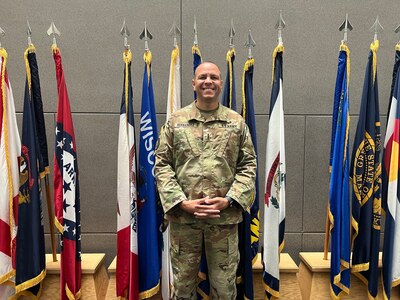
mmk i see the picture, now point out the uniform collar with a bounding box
[188,101,229,122]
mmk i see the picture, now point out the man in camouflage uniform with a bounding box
[155,62,256,299]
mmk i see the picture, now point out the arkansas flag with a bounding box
[0,47,20,298]
[52,45,82,300]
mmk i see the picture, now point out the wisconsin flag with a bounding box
[15,44,46,299]
[117,49,139,300]
[382,43,400,300]
[222,48,236,110]
[328,44,351,299]
[0,47,20,298]
[52,45,82,300]
[161,44,181,300]
[350,40,381,299]
[138,50,161,298]
[263,44,286,299]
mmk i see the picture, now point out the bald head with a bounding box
[194,61,222,79]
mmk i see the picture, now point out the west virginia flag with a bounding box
[53,45,82,300]
[15,44,46,299]
[382,43,400,300]
[263,44,286,299]
[0,47,20,298]
[138,50,161,298]
[116,49,139,300]
[350,40,381,299]
[328,44,351,299]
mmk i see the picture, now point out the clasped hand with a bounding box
[179,196,229,219]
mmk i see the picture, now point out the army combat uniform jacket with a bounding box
[155,102,257,224]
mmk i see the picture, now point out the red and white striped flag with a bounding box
[0,48,20,298]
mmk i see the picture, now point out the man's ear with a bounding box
[192,78,195,90]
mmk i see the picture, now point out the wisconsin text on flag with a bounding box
[263,44,286,299]
[382,43,400,300]
[116,49,139,300]
[0,47,20,298]
[350,40,381,299]
[137,50,161,299]
[53,45,82,300]
[328,43,351,299]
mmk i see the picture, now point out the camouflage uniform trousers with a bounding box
[170,221,239,300]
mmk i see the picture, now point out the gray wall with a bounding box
[1,0,397,266]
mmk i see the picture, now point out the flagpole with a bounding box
[45,175,57,261]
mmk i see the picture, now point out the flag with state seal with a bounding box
[15,43,46,299]
[382,43,400,300]
[0,47,20,298]
[116,48,139,300]
[328,43,351,299]
[263,44,286,299]
[52,45,82,300]
[350,40,381,299]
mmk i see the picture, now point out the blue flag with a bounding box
[138,50,162,298]
[192,45,202,100]
[222,48,236,110]
[15,44,46,298]
[382,44,400,300]
[236,57,258,299]
[350,40,381,299]
[329,44,351,298]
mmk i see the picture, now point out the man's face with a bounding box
[192,62,223,103]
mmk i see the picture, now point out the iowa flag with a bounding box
[222,48,236,110]
[382,44,400,300]
[138,50,161,298]
[328,44,351,299]
[53,45,82,300]
[350,40,381,299]
[15,44,46,299]
[263,44,286,299]
[161,44,181,300]
[116,49,139,300]
[0,47,20,298]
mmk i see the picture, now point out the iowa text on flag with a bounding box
[350,40,381,299]
[328,44,351,299]
[15,44,46,299]
[138,50,161,299]
[382,43,400,300]
[0,47,20,298]
[161,44,181,300]
[116,49,139,300]
[53,46,82,300]
[263,44,286,299]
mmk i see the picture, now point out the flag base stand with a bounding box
[105,253,301,299]
[297,252,396,299]
[41,253,108,299]
[253,253,301,299]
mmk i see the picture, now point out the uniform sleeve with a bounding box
[155,119,187,213]
[225,123,257,211]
